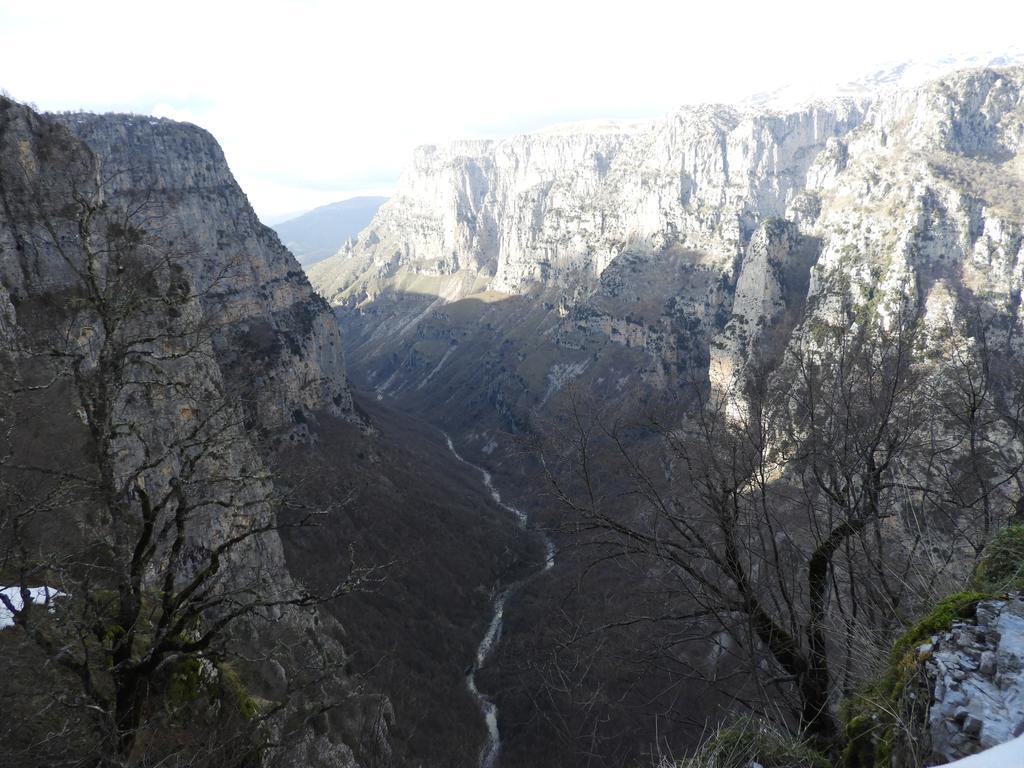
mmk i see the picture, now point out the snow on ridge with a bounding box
[746,48,1024,112]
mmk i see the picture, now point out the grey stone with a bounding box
[980,651,997,676]
[927,599,1024,762]
[964,716,984,738]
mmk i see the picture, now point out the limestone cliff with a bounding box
[795,66,1024,340]
[58,112,354,433]
[309,66,1024,445]
[0,99,370,767]
[309,104,866,302]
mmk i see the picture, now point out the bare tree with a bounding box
[536,305,1024,756]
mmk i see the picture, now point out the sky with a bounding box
[1,0,1022,223]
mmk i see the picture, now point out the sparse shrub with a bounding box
[670,717,829,768]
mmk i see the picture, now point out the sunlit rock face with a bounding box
[708,217,817,406]
[801,67,1024,323]
[310,67,1024,434]
[309,103,868,303]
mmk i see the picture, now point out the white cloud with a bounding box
[1,0,1022,220]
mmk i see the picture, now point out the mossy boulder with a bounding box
[974,524,1024,593]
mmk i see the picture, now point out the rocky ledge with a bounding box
[925,598,1024,762]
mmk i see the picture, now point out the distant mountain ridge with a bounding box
[274,196,387,266]
[745,47,1024,109]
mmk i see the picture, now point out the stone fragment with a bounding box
[964,716,983,738]
[979,651,997,676]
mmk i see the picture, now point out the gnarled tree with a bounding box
[537,303,1024,755]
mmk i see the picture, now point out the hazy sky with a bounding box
[1,0,1021,222]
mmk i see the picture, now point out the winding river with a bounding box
[443,433,555,768]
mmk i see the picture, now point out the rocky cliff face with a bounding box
[310,66,1024,438]
[793,66,1024,340]
[306,99,872,448]
[709,217,817,401]
[310,103,867,302]
[58,112,355,433]
[925,598,1024,762]
[0,99,369,767]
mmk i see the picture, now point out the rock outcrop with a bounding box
[309,104,867,303]
[796,67,1024,336]
[925,598,1024,762]
[709,217,817,401]
[0,98,370,766]
[59,112,355,433]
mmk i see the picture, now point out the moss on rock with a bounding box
[161,657,261,723]
[974,524,1024,593]
[840,591,989,767]
[217,661,261,721]
[165,658,207,713]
